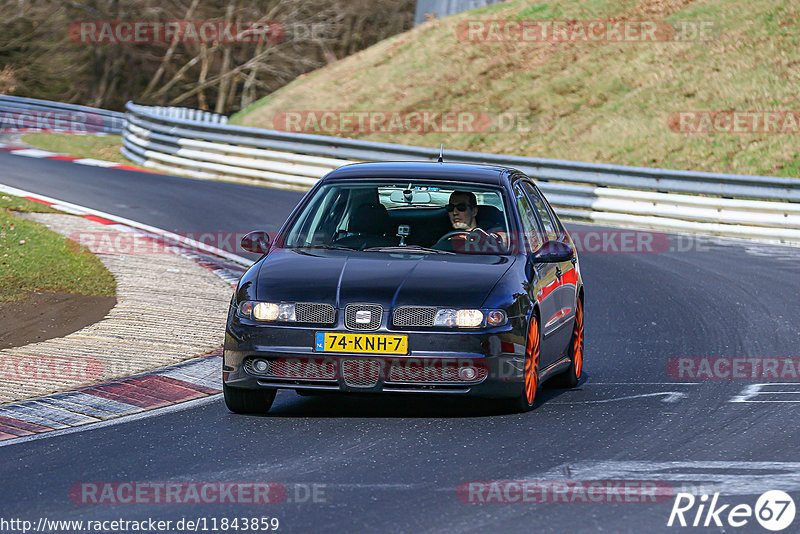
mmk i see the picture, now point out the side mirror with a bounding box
[241,231,271,254]
[531,240,574,264]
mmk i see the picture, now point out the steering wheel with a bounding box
[433,228,504,252]
[432,230,472,250]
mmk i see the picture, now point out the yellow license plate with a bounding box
[315,332,408,354]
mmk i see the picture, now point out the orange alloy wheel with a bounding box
[573,300,584,379]
[525,316,540,404]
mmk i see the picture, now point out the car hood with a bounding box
[254,249,516,309]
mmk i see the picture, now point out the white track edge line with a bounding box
[0,182,252,266]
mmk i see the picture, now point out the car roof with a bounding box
[321,161,520,186]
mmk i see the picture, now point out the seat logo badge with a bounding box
[355,310,372,324]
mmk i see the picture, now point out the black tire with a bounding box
[223,384,277,414]
[551,298,584,389]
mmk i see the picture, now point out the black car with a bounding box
[224,162,584,413]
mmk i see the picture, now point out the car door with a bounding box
[522,181,577,348]
[512,182,560,368]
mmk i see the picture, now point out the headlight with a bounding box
[456,309,484,327]
[237,301,296,322]
[434,309,458,327]
[433,309,506,328]
[486,310,507,327]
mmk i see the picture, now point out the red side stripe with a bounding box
[114,165,161,173]
[111,378,193,403]
[126,376,205,403]
[89,383,170,408]
[84,215,116,225]
[0,415,51,433]
[154,374,219,395]
[96,377,200,404]
[0,423,33,436]
[561,267,578,286]
[23,196,54,206]
[47,155,79,161]
[0,432,19,441]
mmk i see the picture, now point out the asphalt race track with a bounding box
[1,153,799,533]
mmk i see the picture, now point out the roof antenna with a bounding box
[438,144,444,163]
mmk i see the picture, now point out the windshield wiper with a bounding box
[299,244,356,251]
[362,245,455,255]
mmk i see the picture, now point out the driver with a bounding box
[444,191,507,250]
[447,191,479,231]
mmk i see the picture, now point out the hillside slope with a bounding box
[232,0,800,177]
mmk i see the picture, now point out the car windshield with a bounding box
[281,181,514,255]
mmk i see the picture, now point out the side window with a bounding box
[523,182,559,241]
[513,184,543,252]
[285,186,347,246]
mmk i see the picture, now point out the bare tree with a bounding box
[0,0,415,113]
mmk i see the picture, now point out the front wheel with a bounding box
[507,314,541,412]
[223,384,277,414]
[551,298,584,388]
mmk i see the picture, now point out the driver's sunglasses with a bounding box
[446,202,473,212]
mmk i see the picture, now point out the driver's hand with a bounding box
[468,228,490,239]
[467,228,503,250]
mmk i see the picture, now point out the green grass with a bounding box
[232,0,800,178]
[0,197,116,302]
[0,194,60,214]
[21,133,128,165]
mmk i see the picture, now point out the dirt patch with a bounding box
[0,292,116,349]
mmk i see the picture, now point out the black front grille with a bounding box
[244,358,337,381]
[393,306,437,327]
[341,359,381,387]
[387,363,488,384]
[295,302,335,324]
[344,303,382,331]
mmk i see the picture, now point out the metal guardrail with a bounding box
[5,95,796,243]
[2,96,797,244]
[142,106,228,124]
[414,0,505,26]
[122,102,800,244]
[0,95,125,134]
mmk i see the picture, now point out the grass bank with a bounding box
[21,133,127,165]
[233,0,800,178]
[0,195,116,302]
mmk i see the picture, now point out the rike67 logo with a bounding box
[668,490,796,531]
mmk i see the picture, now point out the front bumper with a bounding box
[223,314,526,399]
